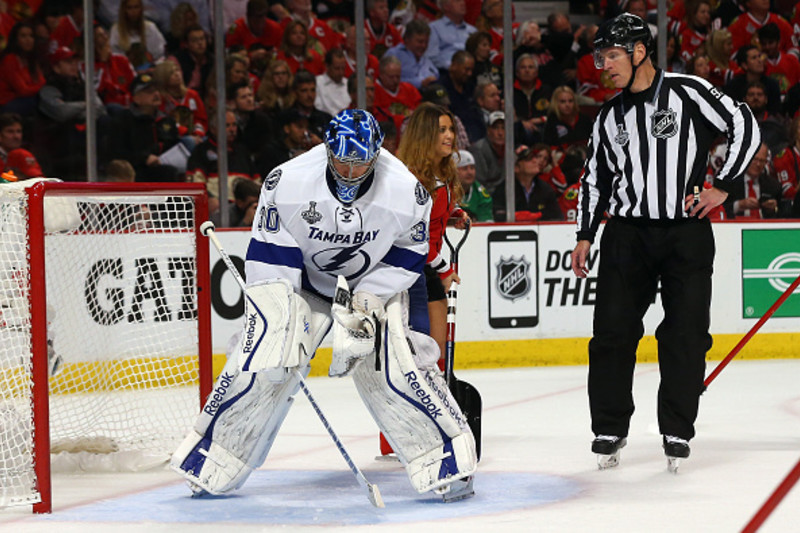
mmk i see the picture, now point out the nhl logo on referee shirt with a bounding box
[301,201,322,224]
[495,256,531,301]
[651,108,678,138]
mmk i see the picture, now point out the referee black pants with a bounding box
[588,217,714,441]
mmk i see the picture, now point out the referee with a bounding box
[570,14,760,470]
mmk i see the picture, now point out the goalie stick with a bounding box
[443,220,483,460]
[199,221,384,509]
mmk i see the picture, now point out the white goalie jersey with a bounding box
[245,144,432,300]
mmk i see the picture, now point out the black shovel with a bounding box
[444,220,483,460]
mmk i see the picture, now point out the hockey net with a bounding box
[0,180,211,513]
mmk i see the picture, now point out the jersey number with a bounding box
[259,206,280,233]
[411,221,427,243]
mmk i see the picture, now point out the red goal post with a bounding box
[0,180,212,513]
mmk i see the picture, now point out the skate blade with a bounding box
[597,452,621,470]
[441,476,475,503]
[374,453,400,463]
[189,482,209,498]
[667,457,681,473]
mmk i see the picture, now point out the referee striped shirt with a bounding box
[577,69,760,242]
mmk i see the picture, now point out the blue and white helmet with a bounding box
[324,109,384,188]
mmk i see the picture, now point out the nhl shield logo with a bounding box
[301,201,323,224]
[651,108,678,138]
[495,256,531,301]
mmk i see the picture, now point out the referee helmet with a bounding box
[593,13,653,69]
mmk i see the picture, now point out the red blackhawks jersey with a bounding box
[373,80,421,117]
[275,49,325,75]
[225,17,282,51]
[344,52,379,80]
[558,182,580,222]
[50,15,81,51]
[93,53,136,107]
[729,12,794,53]
[773,145,800,200]
[679,28,706,63]
[365,20,403,56]
[765,52,800,95]
[577,53,618,104]
[281,15,344,53]
[427,180,461,278]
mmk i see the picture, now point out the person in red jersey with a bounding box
[275,19,324,75]
[728,0,794,53]
[92,24,136,108]
[49,0,83,51]
[365,0,403,58]
[705,28,737,88]
[225,0,282,53]
[758,23,800,95]
[373,54,422,117]
[280,0,344,55]
[342,25,379,80]
[0,21,45,115]
[152,59,208,143]
[677,0,712,63]
[773,114,800,202]
[397,102,468,364]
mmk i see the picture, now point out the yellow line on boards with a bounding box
[6,332,788,394]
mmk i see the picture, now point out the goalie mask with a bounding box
[324,109,384,202]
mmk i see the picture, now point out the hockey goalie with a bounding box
[171,109,477,500]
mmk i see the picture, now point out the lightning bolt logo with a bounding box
[312,243,371,279]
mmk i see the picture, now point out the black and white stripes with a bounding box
[577,69,761,243]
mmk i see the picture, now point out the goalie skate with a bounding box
[592,435,626,470]
[437,475,475,503]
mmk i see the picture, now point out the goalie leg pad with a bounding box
[170,291,331,495]
[236,279,314,374]
[351,293,477,494]
[170,352,309,494]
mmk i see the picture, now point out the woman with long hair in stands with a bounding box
[110,0,166,66]
[275,20,324,75]
[257,59,296,114]
[0,21,46,115]
[543,85,592,152]
[152,59,207,148]
[705,28,736,88]
[397,102,468,363]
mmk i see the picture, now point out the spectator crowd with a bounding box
[1,0,800,222]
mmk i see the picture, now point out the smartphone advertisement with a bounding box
[487,230,539,328]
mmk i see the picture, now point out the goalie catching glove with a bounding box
[330,275,385,377]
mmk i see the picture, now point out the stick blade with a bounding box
[368,483,385,508]
[451,377,483,460]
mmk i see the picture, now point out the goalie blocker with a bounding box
[171,277,476,496]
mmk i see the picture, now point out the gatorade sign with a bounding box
[741,229,800,318]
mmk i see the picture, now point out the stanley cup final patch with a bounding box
[651,108,678,138]
[613,124,629,145]
[301,201,323,224]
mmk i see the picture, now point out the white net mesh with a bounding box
[0,182,206,509]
